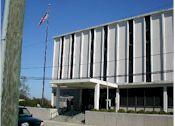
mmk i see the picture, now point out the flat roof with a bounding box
[50,78,118,88]
[53,8,173,39]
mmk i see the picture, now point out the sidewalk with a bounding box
[44,120,95,126]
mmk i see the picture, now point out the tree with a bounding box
[19,76,30,100]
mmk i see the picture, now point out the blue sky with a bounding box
[15,0,173,100]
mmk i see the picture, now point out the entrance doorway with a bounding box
[82,89,94,112]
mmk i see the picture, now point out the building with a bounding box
[50,8,173,112]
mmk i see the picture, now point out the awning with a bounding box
[50,78,118,89]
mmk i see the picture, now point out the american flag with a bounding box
[38,12,48,26]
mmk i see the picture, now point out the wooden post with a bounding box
[1,0,25,125]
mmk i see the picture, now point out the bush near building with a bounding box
[91,109,173,115]
[19,97,52,108]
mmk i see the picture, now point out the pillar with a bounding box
[51,88,56,107]
[94,83,100,110]
[163,86,168,112]
[115,88,120,112]
[56,86,60,109]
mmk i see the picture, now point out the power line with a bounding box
[21,69,173,81]
[21,51,174,70]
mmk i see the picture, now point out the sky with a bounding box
[2,0,173,100]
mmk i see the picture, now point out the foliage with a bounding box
[90,108,173,115]
[137,110,145,114]
[19,76,30,100]
[118,109,126,113]
[19,97,52,108]
[127,110,136,113]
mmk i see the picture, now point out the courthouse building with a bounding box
[50,8,173,112]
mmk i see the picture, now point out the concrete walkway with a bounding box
[44,120,95,126]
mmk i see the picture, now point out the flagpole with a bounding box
[41,4,51,106]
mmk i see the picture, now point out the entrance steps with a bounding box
[51,110,85,124]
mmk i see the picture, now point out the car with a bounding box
[18,106,45,126]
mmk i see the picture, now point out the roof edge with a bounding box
[53,8,173,40]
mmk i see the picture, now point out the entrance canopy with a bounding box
[50,78,118,89]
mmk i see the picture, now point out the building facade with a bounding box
[50,9,173,112]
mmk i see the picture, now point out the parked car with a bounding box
[18,106,44,126]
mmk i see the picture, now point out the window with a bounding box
[145,16,151,82]
[90,29,94,78]
[120,88,163,108]
[60,37,64,79]
[136,89,144,107]
[103,26,108,81]
[120,89,127,106]
[70,34,74,79]
[128,20,133,83]
[154,88,162,107]
[128,89,136,107]
[168,87,173,108]
[145,88,154,106]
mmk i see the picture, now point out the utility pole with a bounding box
[1,0,25,125]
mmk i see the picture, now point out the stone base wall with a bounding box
[26,107,58,120]
[85,111,173,126]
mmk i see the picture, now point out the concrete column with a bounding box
[106,86,109,110]
[163,86,168,112]
[51,88,56,107]
[56,86,60,109]
[94,83,100,110]
[115,88,120,112]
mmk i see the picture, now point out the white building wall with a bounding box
[117,21,128,83]
[133,18,145,82]
[52,39,60,80]
[73,33,81,79]
[87,31,92,78]
[151,14,164,81]
[57,38,63,79]
[100,28,104,81]
[93,27,103,79]
[163,11,173,81]
[67,36,72,79]
[53,9,173,85]
[107,24,117,83]
[80,30,90,78]
[62,35,71,79]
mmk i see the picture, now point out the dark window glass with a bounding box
[60,37,64,79]
[128,89,136,107]
[168,87,173,108]
[70,34,74,79]
[145,88,154,106]
[154,88,163,107]
[128,20,133,83]
[136,88,144,107]
[103,26,108,81]
[145,16,151,82]
[90,29,94,78]
[120,89,127,106]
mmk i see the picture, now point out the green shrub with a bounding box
[90,109,97,111]
[127,110,136,113]
[159,111,167,114]
[137,110,145,114]
[144,111,159,114]
[107,109,115,112]
[118,109,126,113]
[167,112,173,115]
